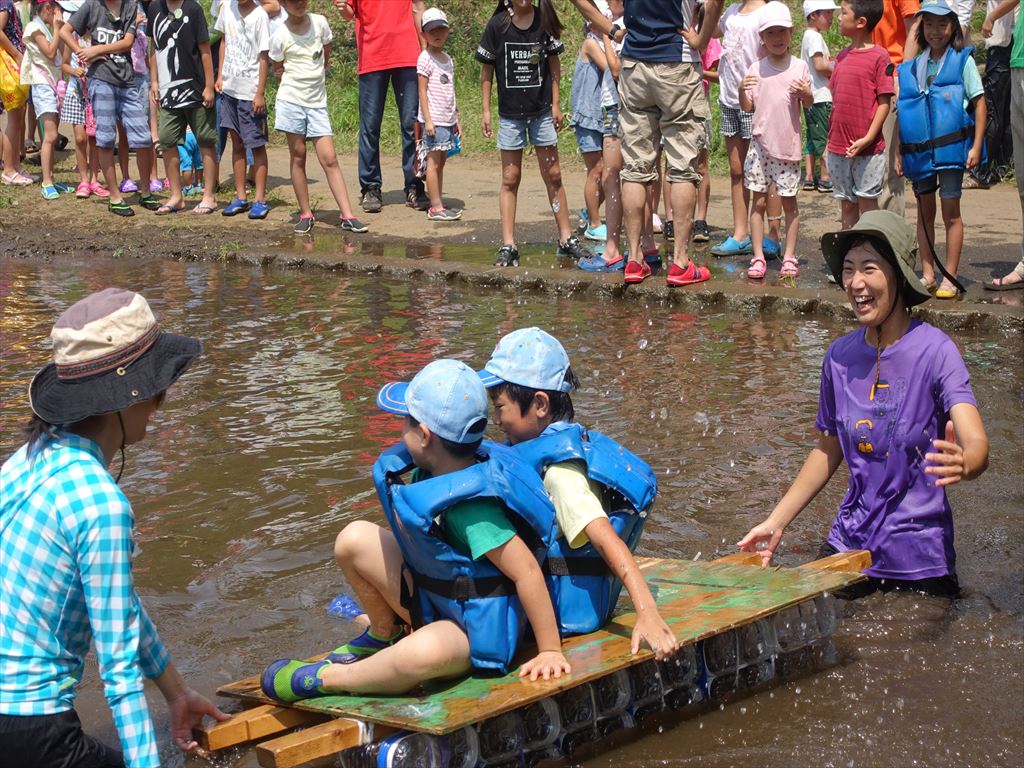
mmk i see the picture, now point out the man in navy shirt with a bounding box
[569,0,721,286]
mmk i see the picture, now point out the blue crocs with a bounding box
[327,628,403,664]
[578,254,625,272]
[248,200,270,219]
[222,198,251,217]
[261,659,332,702]
[710,235,753,257]
[762,237,781,259]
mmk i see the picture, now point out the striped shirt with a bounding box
[1,431,171,768]
[417,49,457,126]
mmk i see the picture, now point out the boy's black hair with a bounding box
[490,368,580,423]
[491,0,564,40]
[914,11,964,52]
[847,0,884,32]
[407,415,483,459]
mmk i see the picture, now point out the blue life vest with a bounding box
[373,441,557,673]
[514,422,658,635]
[897,48,978,182]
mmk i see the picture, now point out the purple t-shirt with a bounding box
[815,320,977,580]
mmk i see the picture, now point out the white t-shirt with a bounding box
[984,0,1016,48]
[800,28,831,103]
[718,3,767,110]
[268,12,332,108]
[951,0,974,33]
[20,17,60,86]
[215,1,270,101]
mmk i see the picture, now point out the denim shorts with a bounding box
[496,111,557,151]
[31,83,58,116]
[274,99,333,138]
[574,124,603,154]
[911,169,964,200]
[421,123,458,153]
[219,93,268,149]
[87,78,152,149]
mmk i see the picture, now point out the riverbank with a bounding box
[2,147,1021,334]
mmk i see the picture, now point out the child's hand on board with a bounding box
[632,611,679,661]
[519,650,571,681]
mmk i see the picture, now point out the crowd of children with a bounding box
[1,0,1021,291]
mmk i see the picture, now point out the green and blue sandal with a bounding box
[261,659,332,702]
[327,628,403,664]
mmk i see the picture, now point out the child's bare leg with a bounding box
[535,145,572,242]
[766,185,782,243]
[97,146,122,203]
[602,135,623,261]
[840,200,858,229]
[581,149,602,226]
[286,133,311,217]
[750,190,767,262]
[135,146,154,194]
[72,125,89,184]
[2,107,25,174]
[319,621,471,695]
[940,197,963,278]
[117,124,131,182]
[499,149,523,246]
[817,154,830,182]
[333,520,408,636]
[426,149,445,210]
[917,191,938,283]
[313,136,355,219]
[230,130,247,201]
[804,152,815,183]
[696,147,710,221]
[781,195,799,260]
[252,145,268,203]
[88,137,101,184]
[725,134,750,241]
[198,145,218,208]
[39,114,58,187]
[162,148,185,208]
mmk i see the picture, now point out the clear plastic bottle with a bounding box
[738,619,776,665]
[593,669,631,717]
[338,731,443,768]
[626,659,665,722]
[442,725,480,768]
[702,629,738,676]
[475,711,524,766]
[553,683,598,756]
[814,593,839,637]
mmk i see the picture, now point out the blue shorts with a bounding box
[911,169,964,200]
[574,124,603,154]
[422,123,458,153]
[496,111,557,151]
[274,99,332,138]
[220,92,268,149]
[87,78,152,149]
[30,83,58,116]
[177,131,203,173]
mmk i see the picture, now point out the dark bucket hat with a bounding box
[29,288,202,424]
[820,210,932,309]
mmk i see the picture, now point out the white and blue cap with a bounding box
[376,359,488,444]
[478,327,573,393]
[916,0,957,16]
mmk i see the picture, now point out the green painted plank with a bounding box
[219,558,864,735]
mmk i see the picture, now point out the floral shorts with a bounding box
[743,139,800,197]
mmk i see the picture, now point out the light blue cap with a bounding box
[916,0,957,16]
[376,359,489,444]
[478,327,573,393]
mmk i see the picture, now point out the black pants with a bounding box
[972,43,1014,184]
[817,542,961,599]
[0,710,124,768]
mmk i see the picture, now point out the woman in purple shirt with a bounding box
[739,211,989,597]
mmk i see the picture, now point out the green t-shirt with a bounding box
[410,468,517,561]
[1012,7,1024,69]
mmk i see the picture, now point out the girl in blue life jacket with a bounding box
[896,0,987,300]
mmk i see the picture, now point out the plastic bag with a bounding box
[0,50,28,112]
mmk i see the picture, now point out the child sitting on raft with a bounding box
[479,327,679,658]
[261,359,569,700]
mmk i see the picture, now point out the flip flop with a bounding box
[154,204,183,216]
[983,276,1024,291]
[192,203,217,215]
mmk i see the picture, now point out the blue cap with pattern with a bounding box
[377,359,489,444]
[478,327,573,393]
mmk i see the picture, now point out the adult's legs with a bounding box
[668,180,697,266]
[499,149,524,246]
[622,180,649,264]
[357,70,388,193]
[391,66,422,193]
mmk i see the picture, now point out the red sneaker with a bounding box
[667,261,711,286]
[624,260,652,284]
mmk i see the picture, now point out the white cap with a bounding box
[803,0,839,18]
[759,1,794,31]
[421,7,449,31]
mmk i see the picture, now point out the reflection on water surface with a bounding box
[1,258,1020,767]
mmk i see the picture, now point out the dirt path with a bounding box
[1,146,1021,326]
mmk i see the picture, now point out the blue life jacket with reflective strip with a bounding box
[513,422,657,635]
[373,441,557,673]
[897,48,978,181]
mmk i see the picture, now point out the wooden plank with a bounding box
[799,550,871,574]
[219,556,868,735]
[703,552,763,566]
[195,704,328,751]
[255,718,369,768]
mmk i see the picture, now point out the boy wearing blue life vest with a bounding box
[479,328,679,659]
[260,359,569,701]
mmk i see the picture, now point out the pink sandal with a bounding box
[780,257,800,277]
[747,256,767,279]
[75,181,92,198]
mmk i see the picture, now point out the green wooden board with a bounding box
[218,556,865,735]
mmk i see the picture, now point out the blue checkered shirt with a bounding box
[1,432,171,768]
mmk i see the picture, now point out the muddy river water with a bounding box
[1,256,1021,768]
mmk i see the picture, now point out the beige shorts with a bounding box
[617,59,709,185]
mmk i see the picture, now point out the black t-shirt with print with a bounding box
[475,11,564,119]
[68,0,139,87]
[148,0,209,109]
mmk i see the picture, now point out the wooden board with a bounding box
[218,553,867,736]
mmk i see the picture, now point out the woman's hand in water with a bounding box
[737,522,784,567]
[519,650,571,681]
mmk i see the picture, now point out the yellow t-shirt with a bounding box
[544,460,607,548]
